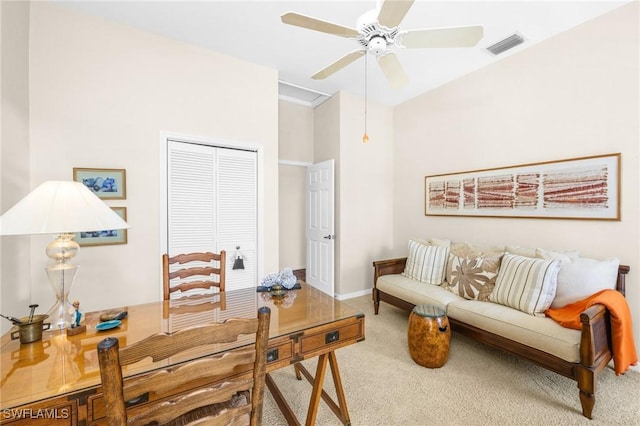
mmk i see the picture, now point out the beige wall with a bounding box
[278,100,314,270]
[0,0,31,335]
[18,2,279,313]
[314,92,395,296]
[278,100,314,163]
[394,3,639,355]
[278,164,306,270]
[337,91,394,296]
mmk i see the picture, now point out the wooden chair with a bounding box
[162,251,226,300]
[163,292,227,320]
[97,306,270,426]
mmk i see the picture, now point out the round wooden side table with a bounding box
[407,304,451,368]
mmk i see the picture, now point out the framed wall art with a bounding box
[75,207,128,246]
[73,168,126,199]
[425,153,620,220]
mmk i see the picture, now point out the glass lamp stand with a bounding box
[45,233,79,330]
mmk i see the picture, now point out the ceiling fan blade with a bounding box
[312,50,365,80]
[377,0,415,29]
[281,12,359,38]
[399,25,484,48]
[377,52,409,90]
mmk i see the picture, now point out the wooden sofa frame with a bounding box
[372,257,630,419]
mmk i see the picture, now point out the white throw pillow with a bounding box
[550,257,620,309]
[403,240,450,285]
[489,254,561,316]
[536,248,580,262]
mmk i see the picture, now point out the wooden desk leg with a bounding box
[267,353,351,426]
[328,351,350,424]
[298,352,351,426]
[305,353,329,426]
[294,362,302,380]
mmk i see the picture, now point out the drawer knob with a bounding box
[125,392,149,408]
[267,348,279,362]
[325,331,340,344]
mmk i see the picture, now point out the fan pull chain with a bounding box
[362,53,369,144]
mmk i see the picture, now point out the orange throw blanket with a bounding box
[545,289,638,375]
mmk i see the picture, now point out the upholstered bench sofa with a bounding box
[372,239,630,419]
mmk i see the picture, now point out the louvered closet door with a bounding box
[216,148,257,293]
[168,142,216,255]
[167,141,258,293]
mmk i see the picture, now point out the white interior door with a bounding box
[306,159,335,296]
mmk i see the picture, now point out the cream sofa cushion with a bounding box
[376,274,464,311]
[447,300,581,362]
[451,242,504,258]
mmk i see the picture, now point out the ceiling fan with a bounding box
[281,0,484,89]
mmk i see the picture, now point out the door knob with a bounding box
[323,235,335,240]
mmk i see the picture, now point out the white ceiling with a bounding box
[56,1,629,107]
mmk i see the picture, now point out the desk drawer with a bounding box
[265,336,294,370]
[300,317,364,357]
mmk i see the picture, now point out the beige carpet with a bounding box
[262,294,640,425]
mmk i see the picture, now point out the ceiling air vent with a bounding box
[485,33,525,55]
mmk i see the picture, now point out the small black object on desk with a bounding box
[256,282,302,293]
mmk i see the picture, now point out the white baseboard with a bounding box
[335,288,371,300]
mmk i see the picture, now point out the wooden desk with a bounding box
[0,284,365,425]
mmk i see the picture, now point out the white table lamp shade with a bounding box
[0,181,130,235]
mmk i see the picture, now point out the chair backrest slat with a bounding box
[162,251,226,300]
[119,318,258,364]
[128,380,253,426]
[97,307,270,426]
[123,349,256,401]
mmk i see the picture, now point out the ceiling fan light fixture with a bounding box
[368,36,388,55]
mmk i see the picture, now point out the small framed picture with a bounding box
[73,168,126,199]
[76,207,128,247]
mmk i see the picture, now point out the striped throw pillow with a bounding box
[489,254,560,316]
[403,240,450,285]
